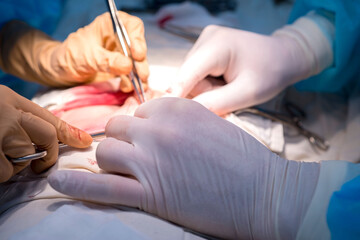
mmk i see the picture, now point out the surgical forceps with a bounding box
[234,102,330,151]
[106,0,146,103]
[9,132,106,163]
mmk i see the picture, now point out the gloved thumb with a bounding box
[166,49,222,98]
[192,80,259,115]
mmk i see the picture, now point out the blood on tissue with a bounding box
[158,14,173,28]
[87,158,97,166]
[51,91,131,116]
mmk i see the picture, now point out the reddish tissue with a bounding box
[51,91,131,116]
[44,80,135,134]
[158,15,173,28]
[40,80,160,135]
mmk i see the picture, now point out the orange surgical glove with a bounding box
[0,85,93,183]
[0,11,149,91]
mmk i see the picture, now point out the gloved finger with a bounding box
[0,153,14,182]
[135,59,149,83]
[119,75,133,93]
[0,134,30,182]
[118,12,147,61]
[188,76,225,98]
[133,97,195,120]
[167,49,223,98]
[0,107,36,179]
[90,72,116,83]
[2,133,34,177]
[1,112,35,161]
[119,79,149,96]
[192,76,258,115]
[134,97,179,119]
[105,115,144,143]
[13,91,92,148]
[19,111,59,173]
[119,59,149,93]
[48,170,145,208]
[94,47,133,76]
[96,138,137,176]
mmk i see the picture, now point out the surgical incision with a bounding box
[36,78,163,134]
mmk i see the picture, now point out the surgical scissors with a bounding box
[234,102,330,151]
[106,0,146,103]
[9,132,106,164]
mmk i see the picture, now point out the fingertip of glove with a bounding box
[112,55,133,75]
[80,131,93,148]
[131,44,147,62]
[48,171,66,191]
[59,121,93,148]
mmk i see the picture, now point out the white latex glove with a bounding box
[49,97,320,239]
[167,15,333,115]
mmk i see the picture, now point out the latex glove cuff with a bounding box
[272,11,334,77]
[296,160,360,240]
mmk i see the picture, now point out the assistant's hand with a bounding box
[168,17,333,115]
[0,12,149,91]
[0,85,92,183]
[49,97,319,239]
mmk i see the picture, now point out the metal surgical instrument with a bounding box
[10,151,48,164]
[234,102,330,151]
[106,0,146,103]
[9,132,106,164]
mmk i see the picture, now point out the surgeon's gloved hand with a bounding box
[167,14,334,115]
[49,97,320,239]
[0,11,149,92]
[0,85,92,183]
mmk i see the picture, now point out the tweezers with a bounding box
[106,0,146,103]
[9,132,106,164]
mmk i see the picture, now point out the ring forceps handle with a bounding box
[9,150,47,164]
[234,108,330,151]
[8,143,67,164]
[295,123,330,151]
[106,0,146,103]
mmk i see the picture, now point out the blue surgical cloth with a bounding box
[0,0,63,99]
[0,0,63,33]
[327,175,360,240]
[289,1,360,93]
